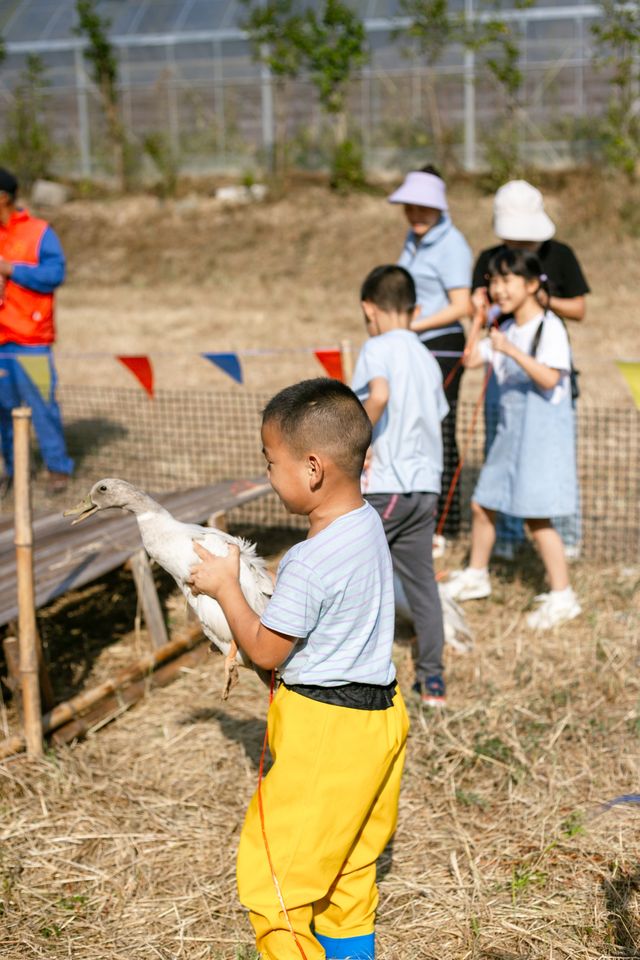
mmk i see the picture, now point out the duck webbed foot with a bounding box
[222,642,240,700]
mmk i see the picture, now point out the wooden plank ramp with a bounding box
[0,478,271,628]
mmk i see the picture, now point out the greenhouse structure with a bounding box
[0,0,611,178]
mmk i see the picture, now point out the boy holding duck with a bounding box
[188,377,409,960]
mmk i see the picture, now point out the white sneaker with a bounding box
[442,567,491,602]
[526,588,581,630]
[532,592,550,604]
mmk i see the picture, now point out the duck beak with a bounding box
[63,494,99,525]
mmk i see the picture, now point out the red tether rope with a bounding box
[436,311,497,537]
[257,671,309,960]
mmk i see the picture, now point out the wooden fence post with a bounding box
[13,407,43,757]
[127,549,170,650]
[340,339,354,385]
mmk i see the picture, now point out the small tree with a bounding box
[592,0,640,177]
[240,0,308,176]
[398,0,530,181]
[464,0,532,187]
[301,0,368,189]
[74,0,129,189]
[0,54,53,188]
[398,0,459,170]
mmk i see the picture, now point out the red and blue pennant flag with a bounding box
[202,352,243,384]
[117,356,154,397]
[314,349,344,381]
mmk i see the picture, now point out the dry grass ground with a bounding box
[1,176,639,959]
[49,174,640,402]
[1,539,639,960]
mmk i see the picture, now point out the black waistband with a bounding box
[282,679,397,710]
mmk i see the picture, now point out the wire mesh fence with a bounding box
[1,386,636,564]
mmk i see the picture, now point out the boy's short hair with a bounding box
[360,265,416,315]
[263,378,371,479]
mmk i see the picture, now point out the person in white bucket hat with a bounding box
[492,180,556,243]
[389,164,472,536]
[471,179,590,561]
[474,180,589,323]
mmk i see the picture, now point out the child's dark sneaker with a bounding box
[412,675,446,708]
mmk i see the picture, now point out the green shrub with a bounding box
[330,137,366,191]
[143,132,179,197]
[0,54,53,189]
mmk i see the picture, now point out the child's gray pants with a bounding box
[366,491,445,681]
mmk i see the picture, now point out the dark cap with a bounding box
[0,168,18,199]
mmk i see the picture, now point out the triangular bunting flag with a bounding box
[314,349,343,381]
[616,360,640,410]
[117,356,154,397]
[202,352,243,384]
[16,354,51,401]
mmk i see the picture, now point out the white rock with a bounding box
[215,183,268,204]
[31,179,68,207]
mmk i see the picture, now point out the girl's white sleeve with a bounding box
[537,316,571,372]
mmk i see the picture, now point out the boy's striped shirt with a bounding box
[261,502,396,686]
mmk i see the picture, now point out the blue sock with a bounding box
[315,931,374,959]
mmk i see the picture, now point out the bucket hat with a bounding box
[387,171,448,211]
[493,180,555,242]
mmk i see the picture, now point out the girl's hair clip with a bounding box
[539,273,548,281]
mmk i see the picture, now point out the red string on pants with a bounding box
[257,670,309,960]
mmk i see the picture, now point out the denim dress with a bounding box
[474,367,577,519]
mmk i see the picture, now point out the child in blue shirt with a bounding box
[188,378,409,960]
[352,265,449,706]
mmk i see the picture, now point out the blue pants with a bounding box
[0,343,74,477]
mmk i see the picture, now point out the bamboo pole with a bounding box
[50,643,209,746]
[13,407,43,757]
[0,624,204,760]
[340,338,354,385]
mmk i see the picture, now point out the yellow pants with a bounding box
[236,684,409,960]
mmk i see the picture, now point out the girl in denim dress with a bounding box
[443,249,581,631]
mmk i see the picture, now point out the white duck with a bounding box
[64,478,273,698]
[393,574,474,654]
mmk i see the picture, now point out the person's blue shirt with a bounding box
[11,225,66,294]
[353,328,449,495]
[397,213,472,343]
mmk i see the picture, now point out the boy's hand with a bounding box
[187,540,240,597]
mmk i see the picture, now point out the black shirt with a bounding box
[472,240,590,299]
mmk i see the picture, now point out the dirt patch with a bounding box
[46,175,639,402]
[1,177,639,958]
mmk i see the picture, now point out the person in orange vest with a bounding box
[0,167,74,497]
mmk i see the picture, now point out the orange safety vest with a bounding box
[0,209,56,345]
